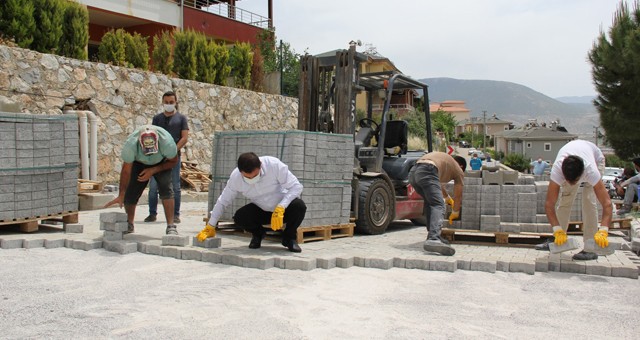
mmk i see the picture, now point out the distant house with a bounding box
[493,119,577,161]
[429,101,471,123]
[455,113,513,139]
[76,0,273,59]
[354,46,419,116]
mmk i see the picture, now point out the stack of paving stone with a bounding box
[0,112,79,221]
[100,212,137,254]
[447,170,602,234]
[208,130,353,227]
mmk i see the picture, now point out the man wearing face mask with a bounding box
[196,152,307,252]
[145,91,189,224]
[104,125,179,235]
[470,153,482,170]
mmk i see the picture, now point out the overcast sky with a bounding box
[238,0,624,98]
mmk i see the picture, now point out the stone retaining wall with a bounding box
[0,45,298,182]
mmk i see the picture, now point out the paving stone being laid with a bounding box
[1,239,25,249]
[103,240,137,255]
[23,238,44,249]
[162,235,190,247]
[44,239,66,248]
[192,237,221,248]
[64,223,83,233]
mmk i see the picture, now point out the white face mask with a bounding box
[243,173,261,185]
[163,104,176,113]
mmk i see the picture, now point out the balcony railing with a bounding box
[371,103,416,112]
[182,1,272,29]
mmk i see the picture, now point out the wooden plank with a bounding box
[441,228,549,247]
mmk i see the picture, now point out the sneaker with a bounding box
[166,225,178,235]
[144,214,157,222]
[174,216,181,224]
[617,205,631,215]
[535,237,555,251]
[572,250,598,261]
[123,222,134,234]
[437,235,450,245]
[423,238,456,256]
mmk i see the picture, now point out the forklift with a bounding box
[298,44,434,234]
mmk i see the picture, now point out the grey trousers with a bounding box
[409,163,445,240]
[623,182,638,206]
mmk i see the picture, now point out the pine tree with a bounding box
[32,0,65,54]
[4,0,36,48]
[589,1,640,158]
[59,1,89,59]
[173,30,197,80]
[152,30,174,75]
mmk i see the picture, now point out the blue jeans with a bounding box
[149,159,181,216]
[408,163,445,239]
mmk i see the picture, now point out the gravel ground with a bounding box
[0,247,638,339]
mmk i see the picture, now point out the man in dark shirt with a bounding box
[144,91,189,224]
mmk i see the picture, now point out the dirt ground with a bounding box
[0,247,638,339]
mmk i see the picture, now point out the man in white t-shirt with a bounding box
[536,140,612,260]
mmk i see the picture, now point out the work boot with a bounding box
[123,222,135,234]
[165,225,178,235]
[535,237,555,251]
[174,216,181,224]
[572,250,598,261]
[282,238,302,253]
[617,205,632,215]
[144,214,157,222]
[249,233,264,249]
[423,238,455,256]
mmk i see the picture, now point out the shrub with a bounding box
[503,152,530,172]
[59,1,88,59]
[152,30,173,75]
[124,31,149,69]
[229,42,253,89]
[3,0,36,48]
[98,29,126,66]
[250,46,264,92]
[173,29,197,80]
[32,0,65,54]
[195,34,216,83]
[212,42,231,85]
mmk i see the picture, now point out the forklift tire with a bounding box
[355,178,394,235]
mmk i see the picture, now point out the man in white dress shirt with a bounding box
[197,152,306,252]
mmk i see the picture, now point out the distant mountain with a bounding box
[555,96,595,104]
[420,77,599,135]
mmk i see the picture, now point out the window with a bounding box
[544,143,551,151]
[526,142,532,148]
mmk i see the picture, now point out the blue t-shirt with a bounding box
[470,157,482,170]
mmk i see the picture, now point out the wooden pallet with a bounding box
[567,217,632,232]
[0,211,78,233]
[181,161,211,192]
[441,228,550,248]
[217,222,355,244]
[78,179,104,193]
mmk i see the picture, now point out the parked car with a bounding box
[602,167,623,198]
[467,148,477,155]
[474,151,486,160]
[459,141,470,148]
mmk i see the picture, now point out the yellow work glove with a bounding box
[196,224,216,242]
[445,196,454,207]
[594,226,609,248]
[271,205,285,231]
[552,226,567,246]
[448,210,459,225]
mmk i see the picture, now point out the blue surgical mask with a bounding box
[243,173,261,185]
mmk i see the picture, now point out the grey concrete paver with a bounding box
[0,201,638,279]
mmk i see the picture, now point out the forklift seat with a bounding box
[384,120,408,155]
